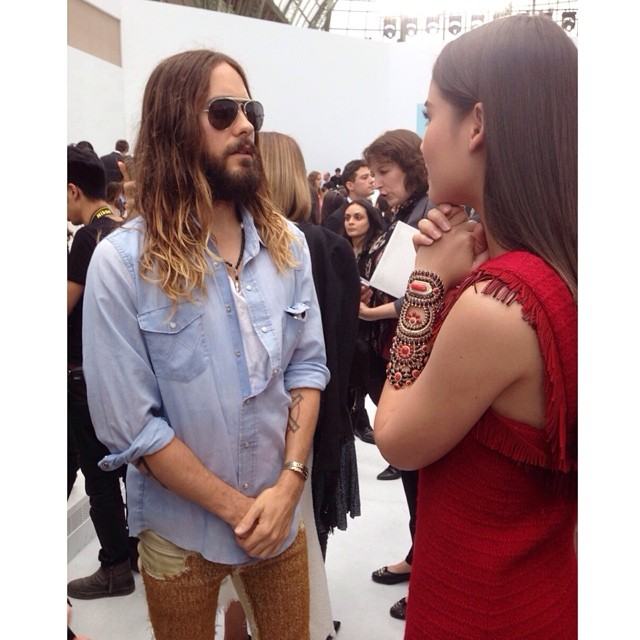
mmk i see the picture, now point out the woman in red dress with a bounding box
[374,14,577,639]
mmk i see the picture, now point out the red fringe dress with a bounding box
[405,251,577,640]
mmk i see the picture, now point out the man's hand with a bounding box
[233,473,302,559]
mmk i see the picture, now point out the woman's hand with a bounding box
[412,205,488,289]
[360,284,373,305]
[359,301,398,321]
[413,204,468,249]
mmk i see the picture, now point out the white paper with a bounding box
[369,221,416,298]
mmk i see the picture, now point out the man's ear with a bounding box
[469,102,485,152]
[345,180,355,193]
[68,183,80,201]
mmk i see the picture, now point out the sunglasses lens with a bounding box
[245,101,264,132]
[208,99,239,130]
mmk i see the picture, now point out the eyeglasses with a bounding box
[203,97,264,132]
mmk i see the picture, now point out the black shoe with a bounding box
[390,597,407,620]
[377,464,401,480]
[371,565,411,585]
[67,560,135,599]
[355,425,376,445]
[325,619,341,638]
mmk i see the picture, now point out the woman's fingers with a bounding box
[414,205,469,249]
[425,208,451,232]
[416,219,441,244]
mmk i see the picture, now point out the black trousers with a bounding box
[360,348,418,566]
[67,371,132,567]
[401,470,418,566]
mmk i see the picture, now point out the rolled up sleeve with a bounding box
[83,238,175,469]
[283,234,331,392]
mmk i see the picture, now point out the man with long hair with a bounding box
[82,49,329,640]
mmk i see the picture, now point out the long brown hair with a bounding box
[259,131,312,223]
[432,15,577,298]
[134,49,296,303]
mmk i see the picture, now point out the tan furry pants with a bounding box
[138,527,309,640]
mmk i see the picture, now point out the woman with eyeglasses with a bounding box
[374,15,577,638]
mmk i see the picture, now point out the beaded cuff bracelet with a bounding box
[386,270,445,389]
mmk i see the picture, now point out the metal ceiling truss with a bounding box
[153,0,338,30]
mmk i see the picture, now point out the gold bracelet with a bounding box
[282,460,309,481]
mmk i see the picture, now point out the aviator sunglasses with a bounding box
[203,97,264,132]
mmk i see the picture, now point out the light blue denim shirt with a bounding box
[82,209,330,565]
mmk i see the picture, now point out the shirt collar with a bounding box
[239,205,266,260]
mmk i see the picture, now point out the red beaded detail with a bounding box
[386,270,445,389]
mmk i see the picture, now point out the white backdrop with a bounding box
[68,47,126,156]
[69,0,443,171]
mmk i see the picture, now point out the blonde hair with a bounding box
[259,132,312,223]
[134,50,297,303]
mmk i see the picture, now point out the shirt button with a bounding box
[235,351,241,358]
[242,482,249,489]
[225,305,232,313]
[242,441,249,449]
[261,326,268,333]
[169,321,177,329]
[273,367,281,374]
[246,285,252,291]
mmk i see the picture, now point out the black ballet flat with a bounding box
[390,597,407,620]
[371,566,411,585]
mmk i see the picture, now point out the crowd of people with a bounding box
[67,13,577,640]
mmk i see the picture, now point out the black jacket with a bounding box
[298,222,361,530]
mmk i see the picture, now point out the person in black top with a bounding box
[67,145,136,602]
[327,167,342,189]
[323,159,376,234]
[99,139,129,184]
[339,198,387,446]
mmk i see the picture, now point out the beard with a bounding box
[203,140,261,204]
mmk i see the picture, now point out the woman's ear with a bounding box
[469,102,485,152]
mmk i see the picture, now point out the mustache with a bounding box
[225,139,257,158]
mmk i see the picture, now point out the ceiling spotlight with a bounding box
[402,16,418,38]
[448,15,462,36]
[405,18,418,36]
[470,14,484,29]
[383,16,397,39]
[426,15,440,34]
[561,11,576,32]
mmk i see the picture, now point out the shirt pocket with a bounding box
[282,302,309,364]
[137,304,208,382]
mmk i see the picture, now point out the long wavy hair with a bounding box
[134,49,296,303]
[432,15,577,299]
[259,131,312,223]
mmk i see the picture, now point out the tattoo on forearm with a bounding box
[287,393,303,433]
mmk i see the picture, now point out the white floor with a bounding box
[68,400,411,640]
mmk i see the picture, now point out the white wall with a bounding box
[85,0,122,19]
[67,47,125,157]
[69,0,443,172]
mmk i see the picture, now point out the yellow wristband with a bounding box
[283,460,309,481]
